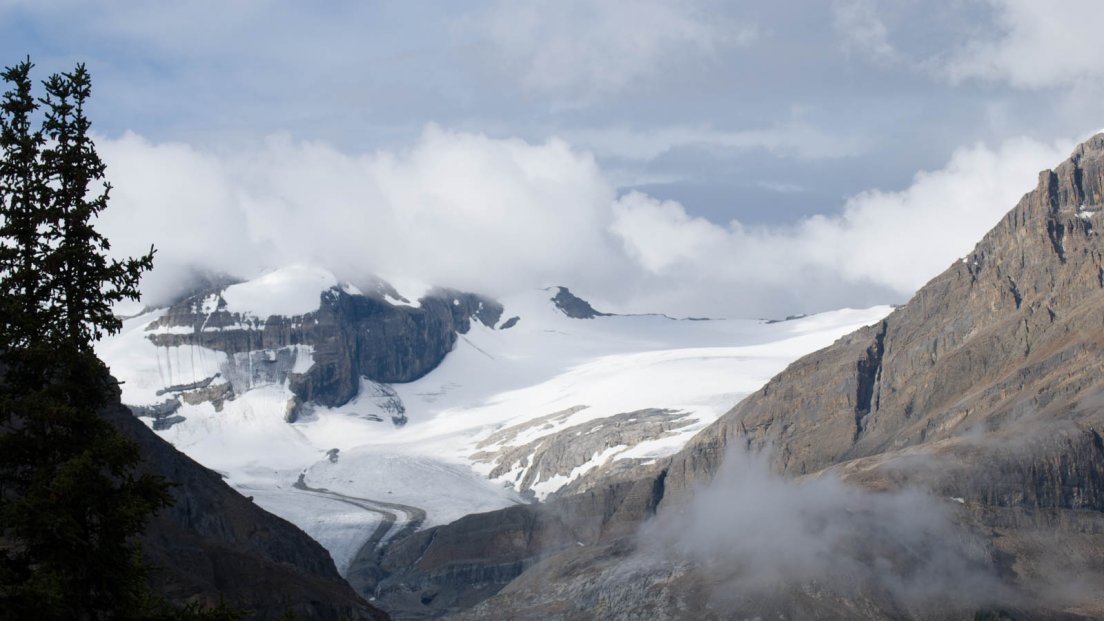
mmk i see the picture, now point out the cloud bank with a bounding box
[96,126,1073,318]
[608,136,1069,310]
[97,127,624,307]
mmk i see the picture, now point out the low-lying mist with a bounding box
[632,448,1011,616]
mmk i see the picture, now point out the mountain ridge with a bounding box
[374,132,1104,619]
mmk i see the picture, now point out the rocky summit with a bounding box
[366,135,1104,620]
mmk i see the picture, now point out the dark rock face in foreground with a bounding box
[146,285,503,409]
[371,135,1104,619]
[101,397,391,621]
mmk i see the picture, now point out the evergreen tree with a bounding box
[40,63,154,347]
[0,58,50,354]
[0,59,239,621]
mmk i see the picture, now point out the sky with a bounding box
[1,0,1102,317]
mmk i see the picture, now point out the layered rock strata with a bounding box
[143,285,502,414]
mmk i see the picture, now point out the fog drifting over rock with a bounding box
[634,448,1010,614]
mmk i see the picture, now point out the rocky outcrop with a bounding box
[471,408,694,498]
[145,285,503,411]
[128,399,186,430]
[549,287,609,319]
[179,380,233,410]
[372,134,1104,619]
[100,387,391,621]
[154,374,236,412]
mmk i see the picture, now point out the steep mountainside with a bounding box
[375,134,1104,620]
[662,133,1104,499]
[99,387,390,621]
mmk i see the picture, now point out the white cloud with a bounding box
[95,126,1076,318]
[610,192,727,273]
[942,0,1104,89]
[809,136,1070,289]
[607,135,1072,314]
[566,123,867,161]
[96,126,623,306]
[464,0,756,101]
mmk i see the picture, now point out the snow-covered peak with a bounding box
[374,274,431,308]
[221,265,338,318]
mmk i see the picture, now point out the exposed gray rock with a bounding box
[473,406,587,452]
[128,398,181,419]
[765,313,809,324]
[284,395,304,423]
[436,288,504,333]
[471,408,694,496]
[145,284,502,411]
[498,316,520,330]
[179,380,234,411]
[151,415,186,431]
[156,373,221,396]
[549,286,609,319]
[128,399,188,429]
[358,381,408,426]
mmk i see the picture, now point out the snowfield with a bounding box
[98,271,891,577]
[221,264,337,318]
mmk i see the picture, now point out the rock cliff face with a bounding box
[144,283,502,414]
[661,133,1104,501]
[100,389,391,621]
[371,134,1104,619]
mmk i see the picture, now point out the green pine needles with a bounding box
[0,59,238,620]
[0,58,155,352]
